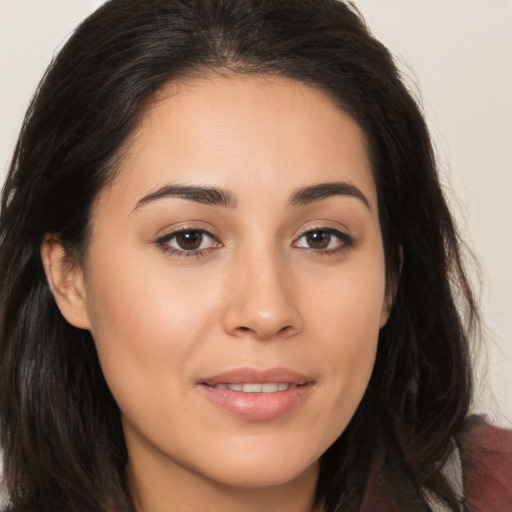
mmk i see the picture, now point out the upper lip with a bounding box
[199,367,313,386]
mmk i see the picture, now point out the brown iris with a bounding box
[175,230,204,250]
[305,231,331,250]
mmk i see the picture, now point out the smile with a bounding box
[198,367,314,421]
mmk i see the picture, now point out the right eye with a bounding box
[156,228,221,256]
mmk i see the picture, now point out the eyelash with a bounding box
[293,227,354,256]
[155,228,221,258]
[155,227,354,259]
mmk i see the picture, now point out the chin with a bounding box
[194,443,320,489]
[210,461,318,490]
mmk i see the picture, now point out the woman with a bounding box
[0,0,510,511]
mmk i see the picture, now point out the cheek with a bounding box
[320,299,379,390]
[86,244,220,340]
[309,252,386,345]
[307,257,385,416]
[82,250,223,411]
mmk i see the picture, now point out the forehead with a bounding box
[101,74,377,212]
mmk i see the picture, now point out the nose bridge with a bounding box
[222,241,302,340]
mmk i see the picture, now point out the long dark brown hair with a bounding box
[0,1,476,510]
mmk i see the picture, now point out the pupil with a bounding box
[177,231,202,250]
[306,231,330,249]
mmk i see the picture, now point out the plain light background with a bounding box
[1,0,511,430]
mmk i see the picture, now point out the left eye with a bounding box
[293,228,351,250]
[158,229,218,252]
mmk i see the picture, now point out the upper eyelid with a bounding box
[153,223,353,247]
[154,222,219,239]
[292,226,354,250]
[155,228,221,257]
[295,227,352,240]
[156,227,217,243]
[164,226,214,236]
[297,226,345,235]
[294,224,351,239]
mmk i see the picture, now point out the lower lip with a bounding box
[198,383,314,421]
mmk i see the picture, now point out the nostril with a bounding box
[233,324,294,338]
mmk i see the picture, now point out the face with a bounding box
[53,76,389,495]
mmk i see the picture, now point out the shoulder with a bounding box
[459,415,512,511]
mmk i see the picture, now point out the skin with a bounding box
[43,75,390,512]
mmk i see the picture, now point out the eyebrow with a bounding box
[134,185,238,210]
[134,180,370,212]
[288,182,370,210]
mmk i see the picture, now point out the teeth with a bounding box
[213,383,291,393]
[243,383,262,393]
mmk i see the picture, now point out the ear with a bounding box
[379,289,394,328]
[41,235,91,330]
[379,245,403,328]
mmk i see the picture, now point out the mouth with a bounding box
[197,367,315,421]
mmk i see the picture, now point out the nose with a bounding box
[222,249,303,340]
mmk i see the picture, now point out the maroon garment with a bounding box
[360,416,512,511]
[460,416,512,511]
